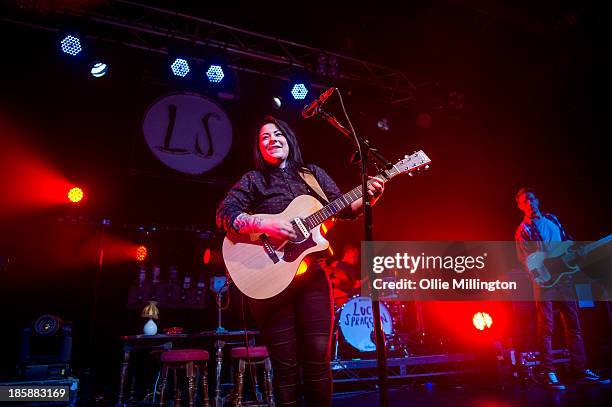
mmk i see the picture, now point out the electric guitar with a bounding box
[222,151,431,299]
[526,234,612,288]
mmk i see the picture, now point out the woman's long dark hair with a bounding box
[253,116,304,174]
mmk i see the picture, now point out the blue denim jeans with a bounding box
[536,300,587,373]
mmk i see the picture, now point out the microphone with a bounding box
[301,87,336,119]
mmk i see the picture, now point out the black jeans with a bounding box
[536,300,586,373]
[249,267,333,407]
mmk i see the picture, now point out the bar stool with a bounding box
[158,349,210,407]
[230,346,274,406]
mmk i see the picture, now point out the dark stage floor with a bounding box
[332,382,612,407]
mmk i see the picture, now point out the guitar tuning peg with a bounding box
[409,173,414,176]
[404,155,409,158]
[425,165,430,170]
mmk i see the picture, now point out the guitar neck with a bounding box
[581,234,612,256]
[303,166,400,230]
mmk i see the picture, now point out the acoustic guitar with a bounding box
[222,151,431,299]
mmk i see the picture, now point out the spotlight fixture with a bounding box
[90,61,108,78]
[170,58,190,77]
[34,315,67,337]
[472,311,493,331]
[272,97,282,109]
[135,245,148,262]
[205,65,225,83]
[290,83,308,100]
[377,118,390,132]
[60,34,82,56]
[67,187,83,203]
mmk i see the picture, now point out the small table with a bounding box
[117,329,259,407]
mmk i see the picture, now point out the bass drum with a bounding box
[337,295,393,353]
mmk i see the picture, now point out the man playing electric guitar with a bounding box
[514,187,609,389]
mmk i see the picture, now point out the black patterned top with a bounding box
[216,164,354,233]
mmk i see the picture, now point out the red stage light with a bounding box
[473,311,493,331]
[67,187,84,203]
[135,245,148,262]
[203,248,211,265]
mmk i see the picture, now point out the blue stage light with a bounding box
[60,35,82,56]
[171,58,190,77]
[90,62,108,78]
[206,65,225,83]
[291,83,308,100]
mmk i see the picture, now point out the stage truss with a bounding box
[3,0,444,109]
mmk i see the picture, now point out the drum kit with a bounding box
[325,264,423,360]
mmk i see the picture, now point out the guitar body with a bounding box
[526,240,579,288]
[221,150,432,299]
[222,195,329,299]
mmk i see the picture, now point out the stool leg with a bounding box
[158,364,170,407]
[200,362,210,407]
[174,368,182,407]
[264,358,275,407]
[252,363,262,402]
[235,359,246,407]
[187,362,196,407]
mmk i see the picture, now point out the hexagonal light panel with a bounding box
[60,35,82,56]
[170,58,190,77]
[290,83,308,100]
[206,65,225,83]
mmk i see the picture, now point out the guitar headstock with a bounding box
[391,150,431,177]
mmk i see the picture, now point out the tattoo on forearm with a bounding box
[233,213,264,233]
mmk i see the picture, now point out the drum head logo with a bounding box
[339,296,393,352]
[142,92,232,174]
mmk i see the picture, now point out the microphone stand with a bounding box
[315,106,391,407]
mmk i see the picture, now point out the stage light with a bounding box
[206,65,225,83]
[170,58,190,77]
[472,311,493,331]
[291,83,308,100]
[34,314,65,336]
[67,187,83,203]
[60,34,82,56]
[316,53,339,80]
[203,248,211,265]
[90,62,108,78]
[135,245,148,262]
[272,97,282,109]
[377,118,390,132]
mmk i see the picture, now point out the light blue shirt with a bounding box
[532,216,563,251]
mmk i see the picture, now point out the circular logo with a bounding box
[142,92,233,174]
[339,296,393,352]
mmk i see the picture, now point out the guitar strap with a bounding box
[298,168,329,204]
